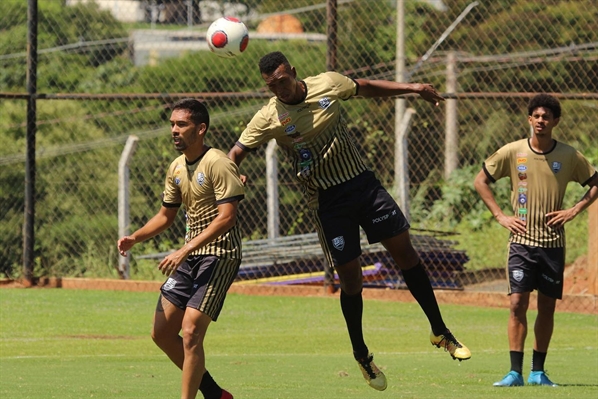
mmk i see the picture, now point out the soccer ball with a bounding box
[206,17,249,58]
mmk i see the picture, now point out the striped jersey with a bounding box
[237,71,368,208]
[483,138,596,247]
[162,147,245,258]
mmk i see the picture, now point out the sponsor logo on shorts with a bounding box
[163,278,176,291]
[541,274,560,284]
[372,210,397,224]
[512,270,524,282]
[332,236,345,251]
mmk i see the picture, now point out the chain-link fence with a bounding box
[1,1,597,307]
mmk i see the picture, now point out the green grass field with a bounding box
[1,289,596,399]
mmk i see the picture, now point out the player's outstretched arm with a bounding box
[117,206,178,256]
[474,169,526,235]
[355,79,444,106]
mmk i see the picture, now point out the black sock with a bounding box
[340,289,368,359]
[401,263,446,335]
[198,370,223,399]
[531,350,547,372]
[510,351,524,374]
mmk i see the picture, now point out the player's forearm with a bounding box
[180,212,237,254]
[130,213,174,243]
[355,79,423,98]
[474,173,506,219]
[570,184,598,217]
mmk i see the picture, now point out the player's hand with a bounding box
[240,174,247,185]
[158,248,188,276]
[117,236,136,257]
[496,214,526,235]
[417,84,445,106]
[546,209,576,228]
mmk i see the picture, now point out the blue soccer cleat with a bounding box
[527,371,558,387]
[493,371,524,387]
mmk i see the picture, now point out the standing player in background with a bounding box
[118,99,245,399]
[228,51,471,391]
[474,94,598,387]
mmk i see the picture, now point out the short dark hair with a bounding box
[528,94,561,119]
[258,51,290,74]
[171,98,210,130]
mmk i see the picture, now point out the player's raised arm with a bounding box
[355,79,444,106]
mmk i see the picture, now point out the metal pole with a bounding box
[445,51,458,179]
[118,135,139,279]
[265,140,279,241]
[23,0,38,286]
[324,0,338,292]
[396,108,416,220]
[326,0,337,71]
[394,0,406,202]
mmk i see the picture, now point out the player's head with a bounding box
[259,51,291,75]
[258,51,302,104]
[170,98,209,152]
[528,94,561,119]
[171,98,210,130]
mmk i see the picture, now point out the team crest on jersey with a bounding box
[332,236,345,251]
[518,193,527,204]
[196,172,205,186]
[319,97,331,110]
[512,270,524,282]
[551,161,562,173]
[163,278,176,291]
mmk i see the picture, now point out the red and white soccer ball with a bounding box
[206,17,249,58]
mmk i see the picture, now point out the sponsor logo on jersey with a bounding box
[332,236,345,251]
[284,124,296,134]
[197,172,205,186]
[517,165,527,172]
[551,161,562,173]
[319,97,331,110]
[518,181,528,186]
[518,187,527,193]
[296,104,310,112]
[278,112,289,120]
[517,157,527,164]
[280,117,292,126]
[518,172,527,180]
[518,193,527,204]
[512,270,524,282]
[516,152,527,157]
[518,208,527,214]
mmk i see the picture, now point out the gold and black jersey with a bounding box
[483,138,597,248]
[162,148,245,258]
[237,71,368,208]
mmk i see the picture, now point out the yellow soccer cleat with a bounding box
[355,353,388,391]
[430,330,471,361]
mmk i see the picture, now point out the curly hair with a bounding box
[258,51,291,75]
[528,94,561,119]
[171,98,210,130]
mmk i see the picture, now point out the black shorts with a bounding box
[160,255,240,321]
[314,171,410,267]
[507,243,565,299]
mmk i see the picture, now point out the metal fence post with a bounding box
[266,139,279,241]
[118,135,139,279]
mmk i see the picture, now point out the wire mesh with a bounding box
[1,0,596,311]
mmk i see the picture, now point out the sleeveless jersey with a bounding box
[237,71,369,207]
[483,138,596,247]
[162,147,245,258]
